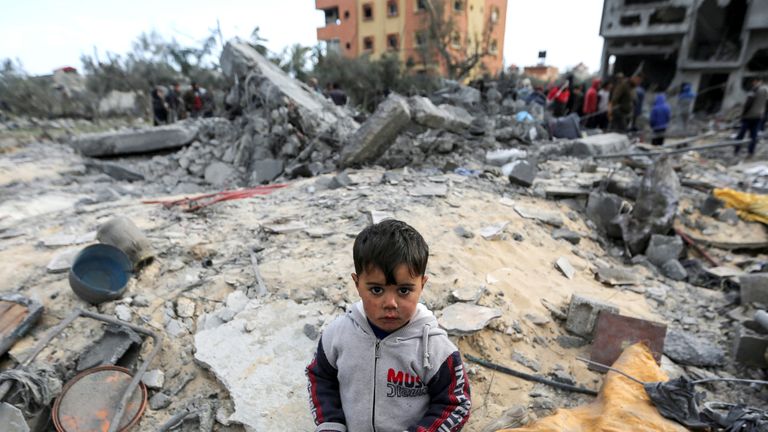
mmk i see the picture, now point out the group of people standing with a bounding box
[151,82,214,126]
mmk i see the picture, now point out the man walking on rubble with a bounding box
[183,82,205,118]
[165,82,184,122]
[734,76,768,158]
[327,82,348,106]
[610,74,633,133]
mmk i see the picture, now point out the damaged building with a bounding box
[599,0,768,113]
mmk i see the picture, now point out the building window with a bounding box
[416,0,427,11]
[415,31,426,46]
[454,0,464,12]
[490,39,498,55]
[387,33,399,50]
[451,32,461,48]
[344,10,350,19]
[363,36,374,51]
[387,0,398,17]
[490,6,500,23]
[346,42,351,50]
[363,3,373,20]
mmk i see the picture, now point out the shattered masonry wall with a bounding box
[599,0,768,113]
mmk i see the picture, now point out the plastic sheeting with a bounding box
[713,188,768,225]
[499,343,688,432]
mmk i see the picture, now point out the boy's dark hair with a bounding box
[353,220,428,285]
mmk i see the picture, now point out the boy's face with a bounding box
[352,264,428,333]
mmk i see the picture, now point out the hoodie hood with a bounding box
[349,301,447,370]
[654,94,667,106]
[591,78,601,89]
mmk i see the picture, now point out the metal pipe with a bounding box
[755,310,768,333]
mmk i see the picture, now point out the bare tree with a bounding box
[418,0,498,80]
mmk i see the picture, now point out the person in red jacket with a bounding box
[583,79,600,128]
[547,80,570,117]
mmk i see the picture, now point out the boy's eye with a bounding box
[398,287,412,295]
[369,286,384,295]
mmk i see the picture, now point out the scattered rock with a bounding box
[506,160,538,188]
[514,204,563,227]
[454,226,475,239]
[479,222,508,240]
[149,392,172,410]
[512,351,540,372]
[661,259,688,281]
[645,234,684,267]
[341,93,411,167]
[551,228,581,245]
[204,162,236,186]
[176,298,196,318]
[663,329,726,367]
[556,334,588,349]
[115,304,132,322]
[555,257,575,279]
[142,369,165,389]
[565,295,619,339]
[438,303,502,335]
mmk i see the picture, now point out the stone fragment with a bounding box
[732,322,768,368]
[571,133,630,156]
[263,221,308,234]
[195,300,335,431]
[565,295,619,339]
[700,195,724,217]
[512,351,540,372]
[586,191,625,238]
[645,234,684,267]
[204,162,236,186]
[46,248,80,273]
[166,319,187,338]
[717,208,740,225]
[115,305,132,322]
[71,124,198,157]
[85,160,145,182]
[661,259,688,281]
[506,160,537,187]
[438,303,502,335]
[368,210,394,225]
[595,266,639,286]
[77,325,142,371]
[176,298,196,318]
[149,392,172,410]
[410,183,448,197]
[525,313,550,326]
[341,93,411,167]
[556,334,588,349]
[551,229,581,245]
[486,148,527,166]
[664,329,725,367]
[555,257,575,280]
[142,369,165,389]
[408,96,472,133]
[0,402,29,432]
[479,222,508,240]
[303,323,319,340]
[514,204,563,227]
[328,171,352,189]
[451,286,484,302]
[454,226,475,239]
[740,273,768,305]
[250,159,284,184]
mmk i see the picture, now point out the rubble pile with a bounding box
[2,39,768,432]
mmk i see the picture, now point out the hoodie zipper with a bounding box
[372,339,380,431]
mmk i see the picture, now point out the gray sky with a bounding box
[0,0,605,76]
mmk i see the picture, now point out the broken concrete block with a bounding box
[71,124,198,157]
[0,402,29,432]
[142,369,165,389]
[220,41,357,137]
[571,133,630,157]
[664,329,725,367]
[438,303,502,335]
[586,191,625,238]
[46,248,80,273]
[555,257,576,279]
[732,322,768,368]
[84,160,145,182]
[204,162,236,186]
[485,148,527,166]
[408,96,471,133]
[195,299,335,430]
[514,204,563,227]
[149,392,172,411]
[76,324,142,371]
[176,298,196,318]
[551,229,581,245]
[740,273,768,305]
[328,171,352,189]
[661,259,687,281]
[250,159,284,184]
[565,295,619,339]
[595,266,639,286]
[506,160,537,187]
[114,304,132,322]
[645,234,684,267]
[341,93,411,167]
[479,222,508,240]
[700,195,724,217]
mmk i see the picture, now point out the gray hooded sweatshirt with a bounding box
[307,301,471,432]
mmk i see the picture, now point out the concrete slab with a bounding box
[438,303,501,335]
[71,124,198,157]
[194,299,335,431]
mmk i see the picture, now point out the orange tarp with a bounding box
[499,343,688,432]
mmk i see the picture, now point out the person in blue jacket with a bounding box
[650,94,671,146]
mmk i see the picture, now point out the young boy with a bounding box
[306,220,471,432]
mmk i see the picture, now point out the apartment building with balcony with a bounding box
[600,0,768,113]
[316,0,508,79]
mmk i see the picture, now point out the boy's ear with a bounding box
[421,275,429,288]
[351,273,359,286]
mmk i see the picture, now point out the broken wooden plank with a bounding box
[0,294,43,356]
